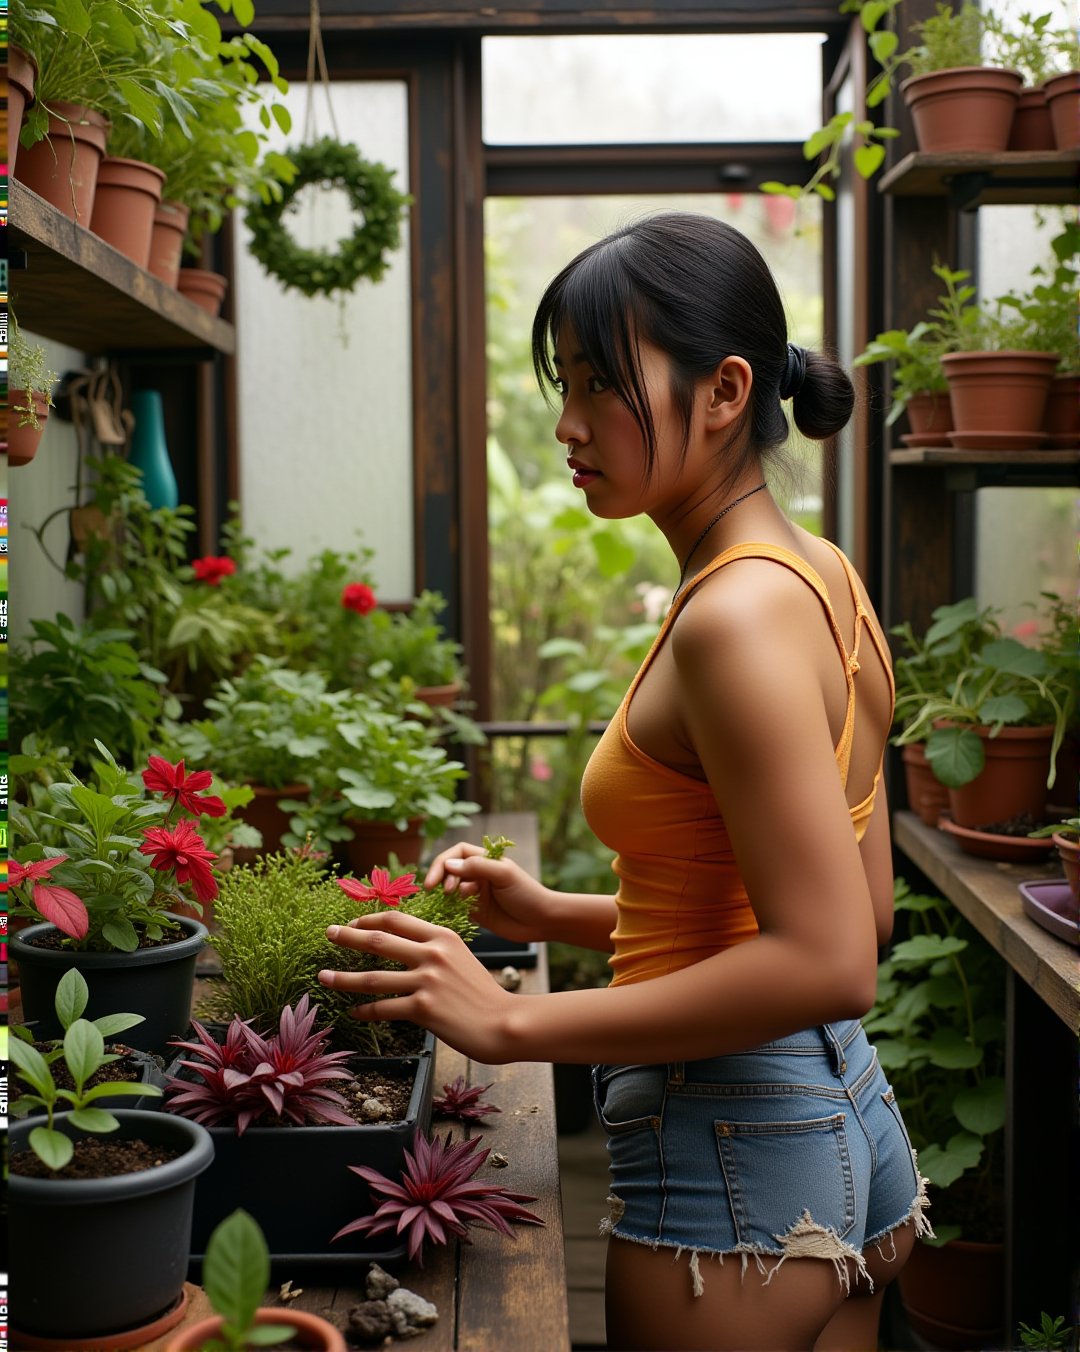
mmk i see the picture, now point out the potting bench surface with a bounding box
[165,811,572,1352]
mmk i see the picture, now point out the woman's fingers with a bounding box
[424,841,487,889]
[317,966,420,997]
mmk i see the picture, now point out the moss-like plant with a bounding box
[9,312,59,431]
[201,850,479,1052]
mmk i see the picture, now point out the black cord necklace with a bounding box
[672,481,768,603]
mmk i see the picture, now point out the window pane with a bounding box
[483,35,826,144]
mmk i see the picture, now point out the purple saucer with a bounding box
[1018,880,1079,946]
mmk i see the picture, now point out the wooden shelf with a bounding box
[878,148,1080,208]
[9,180,235,357]
[889,446,1079,465]
[893,811,1078,1033]
[887,445,1079,488]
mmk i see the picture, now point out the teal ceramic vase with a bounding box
[128,389,178,509]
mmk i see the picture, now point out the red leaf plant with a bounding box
[7,857,88,939]
[433,1076,501,1125]
[164,995,356,1136]
[332,1131,544,1264]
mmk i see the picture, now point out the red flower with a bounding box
[9,856,89,939]
[341,582,377,615]
[192,555,236,586]
[140,820,219,904]
[337,867,421,908]
[142,755,227,818]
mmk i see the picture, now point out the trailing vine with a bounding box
[244,137,411,298]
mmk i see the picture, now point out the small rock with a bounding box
[278,1278,303,1302]
[361,1097,391,1121]
[347,1299,394,1342]
[387,1286,439,1338]
[497,965,522,991]
[488,1151,510,1168]
[365,1263,400,1300]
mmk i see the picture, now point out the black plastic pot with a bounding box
[14,1044,167,1114]
[11,914,207,1055]
[467,927,540,969]
[9,1109,214,1341]
[170,1034,436,1269]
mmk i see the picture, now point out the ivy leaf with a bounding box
[953,1076,1006,1136]
[869,28,899,61]
[854,144,886,179]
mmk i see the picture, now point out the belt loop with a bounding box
[820,1024,846,1075]
[669,1062,686,1085]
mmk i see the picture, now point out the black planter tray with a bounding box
[163,1031,436,1270]
[467,927,540,969]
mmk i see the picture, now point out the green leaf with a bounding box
[245,1327,295,1346]
[854,144,886,179]
[82,1081,160,1102]
[927,1027,983,1069]
[889,934,967,964]
[92,1013,146,1039]
[53,0,91,37]
[102,917,140,952]
[10,1038,54,1097]
[55,968,90,1030]
[204,1209,271,1335]
[869,28,899,61]
[918,1132,983,1187]
[925,726,984,788]
[814,182,837,202]
[591,530,636,579]
[860,1,889,32]
[538,638,588,660]
[114,78,163,137]
[64,1021,106,1089]
[29,1127,75,1172]
[978,694,1030,725]
[67,1107,120,1132]
[953,1076,1005,1136]
[979,638,1047,679]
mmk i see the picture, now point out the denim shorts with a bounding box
[592,1021,930,1293]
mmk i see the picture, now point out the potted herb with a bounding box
[165,1209,347,1351]
[853,319,952,444]
[864,877,1006,1349]
[9,965,214,1345]
[8,310,59,467]
[991,10,1080,149]
[1029,816,1080,900]
[9,741,220,1052]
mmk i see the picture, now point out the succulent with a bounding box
[165,995,355,1136]
[333,1131,543,1263]
[432,1076,501,1125]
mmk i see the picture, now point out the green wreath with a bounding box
[245,137,411,299]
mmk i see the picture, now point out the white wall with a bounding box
[233,81,414,599]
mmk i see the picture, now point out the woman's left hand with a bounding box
[318,912,517,1064]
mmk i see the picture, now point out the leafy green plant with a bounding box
[9,311,60,430]
[351,590,467,691]
[890,596,1003,735]
[1028,815,1080,841]
[853,320,950,424]
[1017,1313,1075,1350]
[865,878,1005,1243]
[199,849,479,1052]
[997,223,1080,374]
[197,1209,292,1350]
[986,9,1079,85]
[9,970,162,1170]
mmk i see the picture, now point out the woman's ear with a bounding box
[703,355,753,432]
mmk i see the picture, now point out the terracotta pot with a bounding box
[1008,86,1055,150]
[89,156,166,268]
[415,681,463,708]
[941,723,1056,829]
[904,391,953,440]
[177,267,229,317]
[1053,832,1080,903]
[902,742,950,827]
[166,1306,348,1352]
[344,816,426,877]
[941,350,1058,439]
[898,1238,1005,1350]
[1044,69,1080,150]
[6,393,51,467]
[16,102,109,223]
[900,67,1022,154]
[235,782,309,859]
[7,45,37,174]
[149,200,191,288]
[1044,373,1079,447]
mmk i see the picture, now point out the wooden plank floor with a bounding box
[557,1119,610,1350]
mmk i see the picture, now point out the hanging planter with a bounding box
[244,137,411,299]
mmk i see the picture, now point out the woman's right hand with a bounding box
[424,842,554,942]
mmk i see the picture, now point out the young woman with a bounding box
[320,212,930,1351]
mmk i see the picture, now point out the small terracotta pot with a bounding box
[900,66,1022,154]
[149,200,191,288]
[7,45,37,174]
[898,1238,1005,1350]
[177,267,229,317]
[236,783,309,859]
[7,393,50,467]
[1008,87,1055,150]
[904,391,953,440]
[941,350,1058,438]
[1052,833,1080,904]
[902,742,950,827]
[166,1307,348,1352]
[16,102,109,223]
[1044,373,1079,447]
[415,681,463,708]
[941,723,1056,829]
[344,816,426,878]
[1044,69,1080,150]
[89,156,166,268]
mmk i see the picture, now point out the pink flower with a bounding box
[140,820,219,904]
[341,582,377,615]
[192,556,236,586]
[337,867,421,908]
[1012,618,1040,641]
[9,856,89,939]
[142,755,227,818]
[530,757,553,782]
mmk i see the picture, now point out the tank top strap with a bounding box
[819,538,896,702]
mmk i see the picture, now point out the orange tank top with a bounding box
[580,540,895,988]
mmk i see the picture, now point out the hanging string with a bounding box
[303,0,341,146]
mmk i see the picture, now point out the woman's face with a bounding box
[552,329,692,522]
